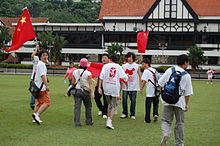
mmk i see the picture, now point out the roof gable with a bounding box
[143,0,198,21]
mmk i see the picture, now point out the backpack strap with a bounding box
[147,68,157,87]
[180,71,188,77]
[74,69,86,86]
[168,67,176,82]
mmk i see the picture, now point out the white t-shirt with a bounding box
[141,67,157,97]
[158,66,193,110]
[73,69,92,90]
[31,56,39,79]
[100,63,128,97]
[122,63,140,91]
[34,60,47,91]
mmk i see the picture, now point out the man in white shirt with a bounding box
[158,54,193,146]
[141,58,160,123]
[29,44,40,110]
[32,50,51,125]
[120,52,141,120]
[99,55,128,129]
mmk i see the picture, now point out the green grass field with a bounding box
[0,75,220,146]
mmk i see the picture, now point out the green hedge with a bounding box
[0,63,33,69]
[0,62,171,72]
[140,65,172,73]
[0,63,80,70]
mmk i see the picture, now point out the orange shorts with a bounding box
[36,91,51,107]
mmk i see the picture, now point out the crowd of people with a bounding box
[29,45,195,146]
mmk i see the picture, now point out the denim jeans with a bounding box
[29,95,35,107]
[122,91,137,116]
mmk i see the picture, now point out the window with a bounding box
[164,0,177,19]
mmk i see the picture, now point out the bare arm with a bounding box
[185,96,190,112]
[41,75,49,91]
[141,80,146,91]
[31,44,39,59]
[72,75,76,85]
[98,79,103,94]
[88,75,94,98]
[64,72,68,80]
[138,66,142,80]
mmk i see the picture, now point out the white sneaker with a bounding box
[102,115,107,119]
[32,113,41,125]
[106,119,114,129]
[32,119,43,123]
[98,111,102,116]
[130,116,136,120]
[120,114,127,119]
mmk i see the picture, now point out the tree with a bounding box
[187,46,207,72]
[37,32,68,65]
[105,43,124,64]
[0,26,11,62]
[0,26,11,49]
[53,34,68,65]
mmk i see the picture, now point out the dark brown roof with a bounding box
[0,17,49,35]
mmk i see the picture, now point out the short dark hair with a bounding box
[126,52,136,61]
[109,55,117,63]
[177,54,189,65]
[102,53,109,58]
[38,49,49,59]
[141,58,151,67]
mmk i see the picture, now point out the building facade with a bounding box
[1,0,220,68]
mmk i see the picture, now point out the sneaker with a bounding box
[120,114,127,119]
[32,119,43,123]
[106,119,114,129]
[160,136,169,146]
[102,115,107,119]
[98,111,102,116]
[32,113,41,125]
[153,115,158,122]
[130,116,136,120]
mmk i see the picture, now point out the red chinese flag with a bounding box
[3,8,36,53]
[87,62,104,78]
[137,31,149,53]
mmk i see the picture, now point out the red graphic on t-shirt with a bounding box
[109,67,116,77]
[125,68,135,75]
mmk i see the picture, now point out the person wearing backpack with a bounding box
[158,54,193,146]
[141,58,160,123]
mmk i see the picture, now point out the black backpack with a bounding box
[161,67,188,104]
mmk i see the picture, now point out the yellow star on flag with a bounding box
[20,17,26,24]
[17,28,21,31]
